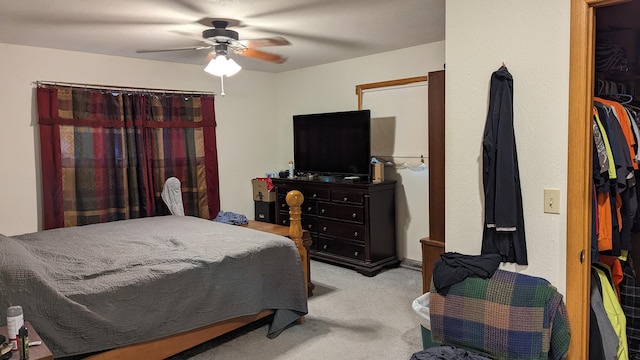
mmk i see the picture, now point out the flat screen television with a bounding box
[293,109,371,178]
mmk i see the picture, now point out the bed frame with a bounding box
[85,190,307,360]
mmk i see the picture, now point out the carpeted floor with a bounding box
[169,260,424,360]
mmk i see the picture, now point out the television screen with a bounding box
[293,109,371,178]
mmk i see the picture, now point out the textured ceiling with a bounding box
[0,0,445,73]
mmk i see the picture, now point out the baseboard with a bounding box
[399,259,422,272]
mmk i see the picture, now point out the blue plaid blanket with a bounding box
[429,269,570,360]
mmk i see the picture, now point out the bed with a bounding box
[0,191,308,359]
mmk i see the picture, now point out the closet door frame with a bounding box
[567,0,631,357]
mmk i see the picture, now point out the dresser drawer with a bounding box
[317,219,365,241]
[277,195,288,211]
[276,185,329,200]
[303,217,318,233]
[302,188,330,201]
[331,190,364,204]
[278,195,317,215]
[318,237,365,261]
[278,213,317,232]
[318,202,364,223]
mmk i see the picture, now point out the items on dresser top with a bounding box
[0,322,52,360]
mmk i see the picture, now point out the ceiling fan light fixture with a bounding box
[204,55,241,77]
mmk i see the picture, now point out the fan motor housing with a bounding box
[203,28,239,42]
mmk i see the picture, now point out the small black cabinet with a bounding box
[273,178,398,276]
[254,201,275,223]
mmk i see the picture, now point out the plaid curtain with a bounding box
[37,86,220,229]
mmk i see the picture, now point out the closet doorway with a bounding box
[567,0,639,357]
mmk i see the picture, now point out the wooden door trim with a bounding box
[567,0,628,357]
[355,76,428,111]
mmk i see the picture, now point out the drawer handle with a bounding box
[281,203,286,208]
[282,220,287,225]
[307,206,312,211]
[352,213,356,218]
[308,224,313,229]
[354,231,359,237]
[313,193,317,199]
[343,197,348,202]
[323,226,327,232]
[354,251,359,257]
[323,244,328,250]
[321,209,325,214]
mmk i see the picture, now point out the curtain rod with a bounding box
[34,81,216,96]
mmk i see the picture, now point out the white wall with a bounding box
[445,1,571,295]
[274,42,445,262]
[0,43,278,235]
[362,84,430,263]
[0,41,445,263]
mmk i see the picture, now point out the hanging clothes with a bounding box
[596,98,639,171]
[592,98,640,256]
[591,269,620,360]
[619,257,640,358]
[481,65,527,265]
[593,265,629,360]
[597,257,624,300]
[590,96,640,359]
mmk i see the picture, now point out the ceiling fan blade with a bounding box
[172,0,209,15]
[235,48,287,64]
[239,37,290,48]
[247,0,352,19]
[11,13,183,26]
[249,26,358,48]
[136,44,212,53]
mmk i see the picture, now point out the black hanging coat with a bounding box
[481,66,528,265]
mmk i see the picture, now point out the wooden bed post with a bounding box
[286,190,307,298]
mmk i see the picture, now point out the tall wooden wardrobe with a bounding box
[421,70,445,293]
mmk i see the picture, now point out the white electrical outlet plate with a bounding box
[544,189,561,214]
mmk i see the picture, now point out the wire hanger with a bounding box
[595,79,633,104]
[597,93,633,105]
[613,94,633,105]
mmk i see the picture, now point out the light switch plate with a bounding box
[544,189,561,214]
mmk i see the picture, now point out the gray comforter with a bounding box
[0,216,308,357]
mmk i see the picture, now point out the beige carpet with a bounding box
[171,260,424,360]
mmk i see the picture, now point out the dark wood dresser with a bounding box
[272,178,398,276]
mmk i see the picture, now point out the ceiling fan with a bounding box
[136,19,290,64]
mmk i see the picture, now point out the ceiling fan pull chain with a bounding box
[220,75,226,97]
